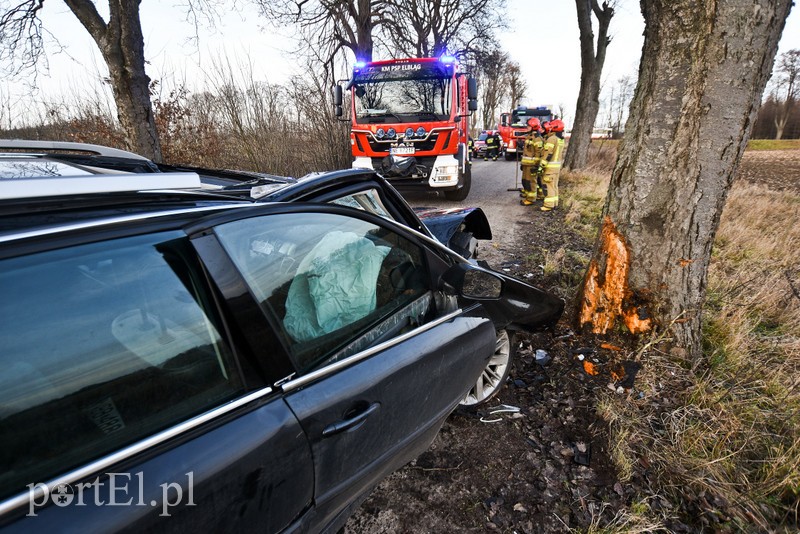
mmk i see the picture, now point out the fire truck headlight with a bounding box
[437,165,459,179]
[416,126,426,137]
[376,128,385,139]
[387,128,396,139]
[405,127,415,138]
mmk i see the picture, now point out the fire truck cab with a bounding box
[335,57,478,201]
[498,105,554,161]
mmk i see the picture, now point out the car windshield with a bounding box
[353,77,452,123]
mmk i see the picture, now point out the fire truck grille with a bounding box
[366,131,444,153]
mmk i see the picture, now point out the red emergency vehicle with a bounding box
[334,57,478,200]
[498,105,554,160]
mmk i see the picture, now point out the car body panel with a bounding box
[1,394,313,533]
[284,313,494,530]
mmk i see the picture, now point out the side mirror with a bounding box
[462,269,502,299]
[441,263,503,300]
[467,77,478,100]
[468,100,478,112]
[334,85,343,106]
[335,105,343,117]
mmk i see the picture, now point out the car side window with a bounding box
[214,212,432,373]
[329,188,393,220]
[0,232,244,502]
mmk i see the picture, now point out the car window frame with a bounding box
[187,202,459,382]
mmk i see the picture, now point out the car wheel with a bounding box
[444,164,471,201]
[460,329,515,407]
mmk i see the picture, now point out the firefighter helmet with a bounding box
[527,117,542,132]
[546,119,565,133]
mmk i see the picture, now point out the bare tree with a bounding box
[0,0,163,160]
[475,48,507,130]
[257,0,394,70]
[383,0,506,59]
[578,0,793,359]
[602,74,634,136]
[563,0,614,171]
[770,48,799,140]
[0,0,222,162]
[505,61,527,111]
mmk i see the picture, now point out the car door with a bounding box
[209,206,497,532]
[0,231,313,533]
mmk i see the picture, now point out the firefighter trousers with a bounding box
[541,165,560,209]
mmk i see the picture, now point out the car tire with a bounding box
[444,164,471,201]
[460,329,515,407]
[505,151,515,161]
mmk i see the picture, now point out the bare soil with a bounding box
[344,149,800,533]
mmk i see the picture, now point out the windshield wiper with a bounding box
[363,111,403,122]
[412,111,443,119]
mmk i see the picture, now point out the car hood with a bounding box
[415,206,492,242]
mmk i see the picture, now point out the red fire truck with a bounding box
[334,56,478,200]
[497,105,554,160]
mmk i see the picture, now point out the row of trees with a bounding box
[2,0,795,364]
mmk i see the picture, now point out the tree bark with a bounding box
[578,0,793,360]
[563,0,613,171]
[65,0,162,162]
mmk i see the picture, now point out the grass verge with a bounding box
[577,177,800,530]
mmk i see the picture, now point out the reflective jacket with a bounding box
[521,132,544,166]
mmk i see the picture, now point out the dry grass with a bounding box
[583,180,800,530]
[747,139,800,151]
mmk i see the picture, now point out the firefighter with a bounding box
[492,131,502,161]
[484,131,499,161]
[520,118,545,206]
[538,119,566,211]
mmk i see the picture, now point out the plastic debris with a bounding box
[600,342,622,351]
[534,349,551,366]
[573,442,591,466]
[480,404,521,423]
[583,360,599,375]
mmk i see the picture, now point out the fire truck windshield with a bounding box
[353,77,452,123]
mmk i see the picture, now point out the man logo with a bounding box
[51,483,74,507]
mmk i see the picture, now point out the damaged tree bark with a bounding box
[579,0,793,359]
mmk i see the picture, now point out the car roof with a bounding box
[0,141,405,243]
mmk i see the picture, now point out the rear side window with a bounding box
[0,232,244,502]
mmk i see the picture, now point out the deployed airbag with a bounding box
[284,231,390,342]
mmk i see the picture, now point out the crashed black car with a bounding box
[0,141,563,532]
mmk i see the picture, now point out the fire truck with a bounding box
[334,56,478,201]
[497,105,554,160]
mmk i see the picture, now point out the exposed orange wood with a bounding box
[580,217,653,335]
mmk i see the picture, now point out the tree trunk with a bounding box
[354,0,374,61]
[563,0,613,171]
[578,0,792,360]
[65,0,162,162]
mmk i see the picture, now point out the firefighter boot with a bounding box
[521,179,533,198]
[520,191,539,206]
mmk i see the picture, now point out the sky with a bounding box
[4,0,800,129]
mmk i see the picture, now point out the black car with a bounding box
[0,141,563,532]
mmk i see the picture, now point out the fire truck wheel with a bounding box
[504,151,515,161]
[444,165,471,201]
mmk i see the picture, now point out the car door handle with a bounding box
[322,402,381,437]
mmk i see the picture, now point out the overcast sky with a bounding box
[5,0,800,129]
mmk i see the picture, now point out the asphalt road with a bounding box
[399,158,530,267]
